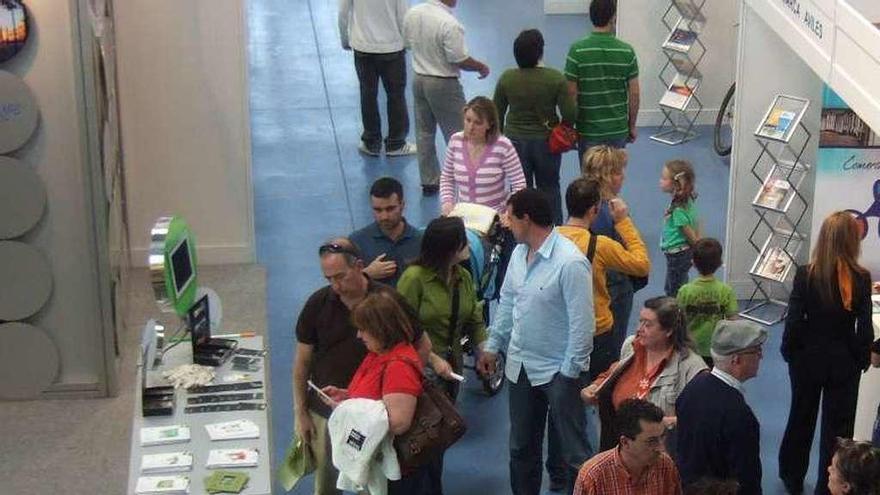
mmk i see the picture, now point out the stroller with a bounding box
[450,203,507,396]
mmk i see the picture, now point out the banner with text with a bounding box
[814,87,880,277]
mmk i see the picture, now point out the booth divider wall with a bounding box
[114,0,255,267]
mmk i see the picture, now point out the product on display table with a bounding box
[188,381,263,394]
[140,425,191,447]
[204,471,250,494]
[186,392,264,405]
[205,419,260,441]
[135,475,190,494]
[206,448,260,469]
[141,452,194,474]
[185,402,266,415]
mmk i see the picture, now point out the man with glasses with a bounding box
[675,320,768,494]
[573,398,682,494]
[350,177,422,287]
[293,238,430,494]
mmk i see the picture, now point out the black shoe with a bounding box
[422,184,439,196]
[548,478,566,493]
[782,478,803,494]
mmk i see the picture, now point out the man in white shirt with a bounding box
[403,0,490,195]
[339,0,416,157]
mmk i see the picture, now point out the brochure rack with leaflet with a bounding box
[739,95,812,325]
[651,0,706,146]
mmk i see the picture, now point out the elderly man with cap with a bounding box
[674,319,768,494]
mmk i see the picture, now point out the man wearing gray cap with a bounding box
[675,319,768,494]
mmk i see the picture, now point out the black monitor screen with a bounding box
[170,238,194,297]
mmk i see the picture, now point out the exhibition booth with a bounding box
[1,0,879,492]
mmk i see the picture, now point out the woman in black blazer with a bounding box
[779,211,874,495]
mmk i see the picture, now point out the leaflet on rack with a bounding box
[663,21,697,52]
[659,73,700,110]
[757,108,797,141]
[754,174,793,210]
[205,419,260,441]
[141,452,194,474]
[754,246,793,282]
[206,448,260,469]
[134,475,190,494]
[140,425,191,446]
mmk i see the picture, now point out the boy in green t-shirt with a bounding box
[676,238,737,367]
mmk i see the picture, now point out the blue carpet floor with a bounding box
[247,1,821,493]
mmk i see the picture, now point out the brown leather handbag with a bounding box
[392,370,467,472]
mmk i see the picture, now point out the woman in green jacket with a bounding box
[398,216,487,400]
[397,216,487,495]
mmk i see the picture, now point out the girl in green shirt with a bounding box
[659,159,700,297]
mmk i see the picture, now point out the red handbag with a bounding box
[548,122,579,154]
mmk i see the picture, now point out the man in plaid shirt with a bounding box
[574,399,682,494]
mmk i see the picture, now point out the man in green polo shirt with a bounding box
[565,0,640,157]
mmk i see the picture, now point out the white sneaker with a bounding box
[358,142,380,156]
[385,142,417,157]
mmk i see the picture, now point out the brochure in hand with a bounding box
[659,73,700,110]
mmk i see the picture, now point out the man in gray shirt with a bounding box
[403,0,490,195]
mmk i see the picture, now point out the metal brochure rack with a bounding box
[651,0,706,145]
[739,95,812,325]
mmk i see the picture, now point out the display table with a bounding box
[854,295,880,440]
[126,336,272,494]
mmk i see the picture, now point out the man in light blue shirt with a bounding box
[478,188,594,495]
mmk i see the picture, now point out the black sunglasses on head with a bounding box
[318,243,360,258]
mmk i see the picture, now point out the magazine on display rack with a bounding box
[663,21,698,52]
[753,246,794,282]
[753,172,793,210]
[659,73,700,110]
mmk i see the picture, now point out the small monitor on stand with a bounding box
[149,216,199,318]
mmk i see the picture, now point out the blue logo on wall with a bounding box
[846,179,880,240]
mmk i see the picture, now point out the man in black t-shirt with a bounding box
[292,238,429,495]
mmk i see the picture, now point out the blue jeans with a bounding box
[509,368,592,495]
[606,270,635,361]
[664,248,693,297]
[577,136,628,164]
[510,137,563,225]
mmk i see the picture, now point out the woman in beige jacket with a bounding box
[582,296,708,452]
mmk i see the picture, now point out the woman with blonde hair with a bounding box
[779,211,874,495]
[581,144,636,358]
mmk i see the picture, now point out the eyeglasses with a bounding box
[318,243,360,258]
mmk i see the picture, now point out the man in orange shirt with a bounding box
[573,399,682,494]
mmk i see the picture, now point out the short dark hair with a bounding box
[616,398,664,441]
[413,216,467,274]
[565,177,602,219]
[590,0,617,27]
[834,438,880,494]
[513,29,544,69]
[692,238,723,275]
[370,177,404,201]
[508,189,554,228]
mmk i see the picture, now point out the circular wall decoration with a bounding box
[0,156,45,239]
[0,322,59,399]
[0,69,39,154]
[0,241,53,321]
[0,0,29,64]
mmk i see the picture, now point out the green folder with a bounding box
[278,437,315,491]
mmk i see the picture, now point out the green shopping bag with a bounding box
[278,436,315,491]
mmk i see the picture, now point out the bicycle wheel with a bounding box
[714,83,736,157]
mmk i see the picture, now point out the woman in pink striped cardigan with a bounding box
[440,96,527,216]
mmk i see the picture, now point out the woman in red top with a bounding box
[321,290,428,493]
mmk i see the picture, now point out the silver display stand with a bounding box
[739,95,812,325]
[127,324,272,495]
[651,0,706,145]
